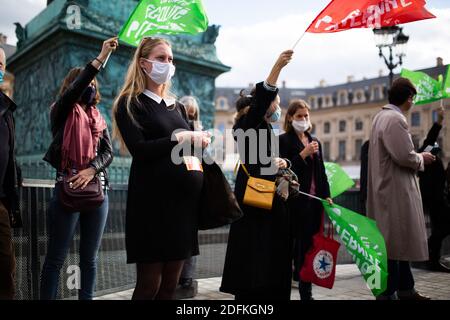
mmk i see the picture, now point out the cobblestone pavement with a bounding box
[96,263,450,300]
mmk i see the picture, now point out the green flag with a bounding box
[442,65,450,98]
[400,68,444,105]
[321,201,388,297]
[118,0,209,47]
[324,162,355,198]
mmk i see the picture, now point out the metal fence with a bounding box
[13,175,448,300]
[14,180,232,300]
[13,178,365,300]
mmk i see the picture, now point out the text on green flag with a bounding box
[400,68,444,105]
[119,0,209,47]
[322,201,388,296]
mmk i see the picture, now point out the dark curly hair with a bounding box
[234,87,256,121]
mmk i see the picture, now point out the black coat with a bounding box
[279,130,330,202]
[220,82,293,297]
[43,63,113,183]
[279,130,330,246]
[0,91,22,228]
[115,94,203,263]
[418,123,446,208]
[360,140,370,208]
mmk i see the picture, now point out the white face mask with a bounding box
[292,119,310,133]
[143,59,176,85]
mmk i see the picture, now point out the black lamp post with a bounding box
[373,26,410,88]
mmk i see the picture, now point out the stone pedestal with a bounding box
[8,0,230,181]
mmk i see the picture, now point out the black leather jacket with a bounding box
[43,62,113,185]
[0,91,22,228]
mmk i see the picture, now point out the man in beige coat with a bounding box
[367,78,435,300]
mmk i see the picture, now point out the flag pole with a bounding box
[292,30,307,50]
[297,190,324,202]
[102,51,113,69]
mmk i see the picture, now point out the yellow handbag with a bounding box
[240,163,276,210]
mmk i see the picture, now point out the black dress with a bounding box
[220,82,293,300]
[115,93,203,263]
[279,130,330,297]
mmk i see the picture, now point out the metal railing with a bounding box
[13,178,364,300]
[14,176,447,300]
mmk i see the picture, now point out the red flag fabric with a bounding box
[306,0,435,33]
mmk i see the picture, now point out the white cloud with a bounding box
[215,7,450,88]
[0,0,46,44]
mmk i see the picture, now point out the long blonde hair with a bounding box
[112,37,176,154]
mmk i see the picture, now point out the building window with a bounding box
[355,139,363,160]
[308,96,317,109]
[216,97,228,110]
[324,95,333,108]
[338,91,348,106]
[323,142,330,162]
[324,122,331,134]
[355,119,363,131]
[339,120,346,132]
[432,110,439,123]
[372,86,380,100]
[354,90,366,104]
[411,112,421,127]
[338,140,346,161]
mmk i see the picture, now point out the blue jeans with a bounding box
[40,185,109,300]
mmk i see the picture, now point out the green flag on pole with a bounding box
[321,201,388,297]
[118,0,209,47]
[442,65,450,98]
[324,162,355,198]
[400,68,444,105]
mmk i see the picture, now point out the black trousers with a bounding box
[0,200,15,300]
[292,199,323,300]
[427,199,450,262]
[382,260,415,297]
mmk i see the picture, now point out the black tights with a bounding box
[132,260,185,300]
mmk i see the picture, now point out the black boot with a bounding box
[299,281,314,300]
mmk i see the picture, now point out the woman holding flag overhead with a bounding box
[113,37,211,300]
[40,37,117,300]
[220,50,295,300]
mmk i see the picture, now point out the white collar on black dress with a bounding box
[143,89,176,107]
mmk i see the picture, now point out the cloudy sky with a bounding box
[1,0,450,88]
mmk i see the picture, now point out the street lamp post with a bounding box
[373,26,410,88]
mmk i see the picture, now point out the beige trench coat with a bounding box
[367,104,428,261]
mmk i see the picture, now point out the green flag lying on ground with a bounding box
[400,68,444,105]
[324,162,355,198]
[119,0,209,46]
[321,200,388,297]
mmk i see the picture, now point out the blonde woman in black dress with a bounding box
[113,37,210,300]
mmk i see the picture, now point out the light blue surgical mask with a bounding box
[269,106,281,123]
[0,70,4,84]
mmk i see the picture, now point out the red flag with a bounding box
[306,0,435,33]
